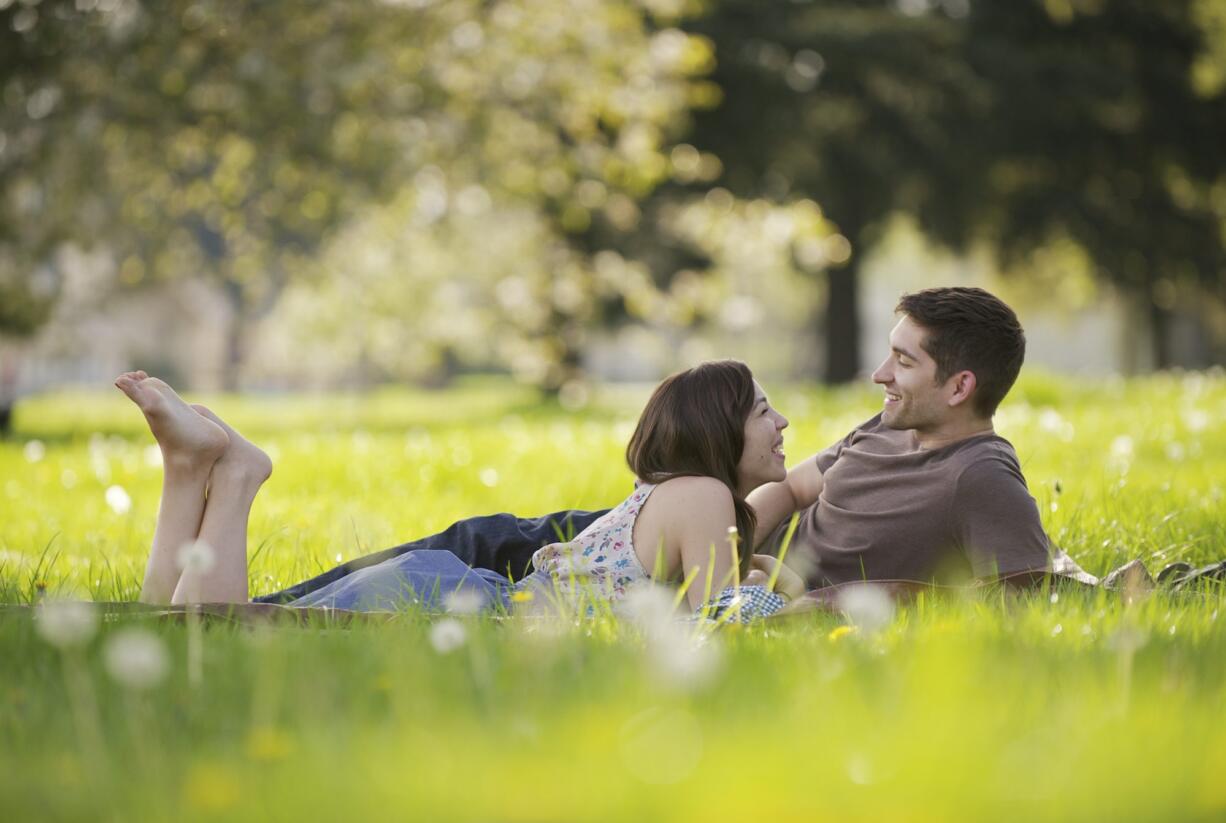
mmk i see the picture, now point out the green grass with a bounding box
[1,372,1224,821]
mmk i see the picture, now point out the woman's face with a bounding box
[736,380,789,494]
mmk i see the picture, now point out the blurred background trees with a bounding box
[688,0,1226,380]
[2,0,1224,400]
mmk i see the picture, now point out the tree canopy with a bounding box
[4,0,1224,385]
[687,0,1226,378]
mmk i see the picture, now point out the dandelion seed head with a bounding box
[622,584,677,633]
[177,540,216,574]
[35,599,98,648]
[836,583,895,634]
[847,752,874,785]
[429,618,467,654]
[104,628,169,690]
[444,587,485,615]
[648,630,723,689]
[105,485,132,515]
[23,440,46,463]
[143,445,163,467]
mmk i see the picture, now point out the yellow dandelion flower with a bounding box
[244,726,294,762]
[510,590,534,603]
[183,762,242,811]
[828,624,857,642]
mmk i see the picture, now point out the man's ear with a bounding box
[946,370,977,408]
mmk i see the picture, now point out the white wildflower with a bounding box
[177,540,216,574]
[836,583,895,634]
[429,618,467,654]
[35,599,99,648]
[105,485,132,515]
[443,588,485,616]
[104,628,169,690]
[23,440,46,463]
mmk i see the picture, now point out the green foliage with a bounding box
[685,0,1226,376]
[0,374,1224,818]
[1,0,723,381]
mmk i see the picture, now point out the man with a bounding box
[747,286,1086,587]
[257,286,1082,605]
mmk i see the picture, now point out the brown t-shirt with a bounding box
[763,414,1052,586]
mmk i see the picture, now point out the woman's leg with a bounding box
[170,405,272,604]
[114,371,229,604]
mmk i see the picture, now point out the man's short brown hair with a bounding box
[896,287,1026,418]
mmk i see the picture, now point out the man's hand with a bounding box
[747,554,807,601]
[747,455,824,550]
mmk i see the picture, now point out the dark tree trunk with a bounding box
[221,280,245,392]
[824,261,861,384]
[1148,298,1171,370]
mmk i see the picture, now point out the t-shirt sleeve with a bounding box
[815,414,882,474]
[952,453,1052,578]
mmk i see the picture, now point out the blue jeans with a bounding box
[253,509,608,604]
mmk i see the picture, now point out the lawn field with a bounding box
[1,372,1224,821]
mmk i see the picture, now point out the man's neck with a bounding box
[913,417,995,450]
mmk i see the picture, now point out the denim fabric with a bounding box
[253,509,608,604]
[286,549,515,612]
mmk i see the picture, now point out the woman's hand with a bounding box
[748,554,807,601]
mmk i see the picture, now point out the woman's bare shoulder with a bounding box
[649,475,735,513]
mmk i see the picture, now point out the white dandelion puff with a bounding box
[35,599,99,649]
[429,618,467,654]
[444,588,485,616]
[176,540,216,574]
[104,628,169,690]
[836,583,895,634]
[105,485,132,515]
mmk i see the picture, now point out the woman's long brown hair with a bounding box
[625,360,757,575]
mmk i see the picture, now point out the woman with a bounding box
[116,360,806,620]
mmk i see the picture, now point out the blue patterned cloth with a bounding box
[695,584,788,623]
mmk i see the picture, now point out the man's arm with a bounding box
[954,454,1052,579]
[747,456,824,550]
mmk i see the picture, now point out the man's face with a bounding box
[870,316,956,432]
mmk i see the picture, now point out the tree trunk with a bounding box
[824,261,861,384]
[1148,297,1171,370]
[221,280,245,392]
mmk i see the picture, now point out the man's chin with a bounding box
[880,408,904,429]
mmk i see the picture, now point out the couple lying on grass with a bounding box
[115,286,1104,623]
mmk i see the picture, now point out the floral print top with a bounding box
[528,482,788,622]
[530,483,656,603]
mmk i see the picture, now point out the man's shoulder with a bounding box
[946,433,1027,485]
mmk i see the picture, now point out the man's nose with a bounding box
[777,413,789,431]
[871,359,891,384]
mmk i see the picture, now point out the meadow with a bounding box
[1,372,1224,821]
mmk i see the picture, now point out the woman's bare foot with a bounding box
[191,405,273,487]
[114,371,229,470]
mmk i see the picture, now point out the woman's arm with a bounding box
[658,476,742,611]
[745,455,825,550]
